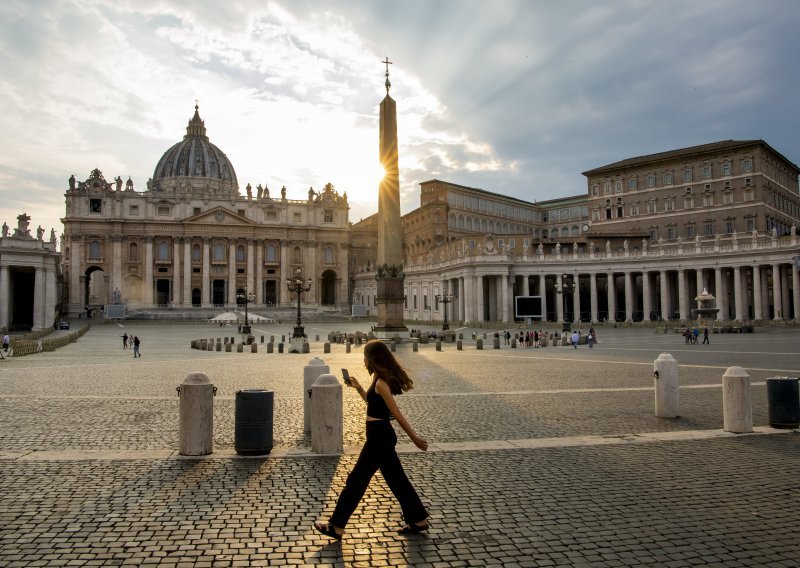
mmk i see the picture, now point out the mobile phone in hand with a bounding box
[341,368,352,386]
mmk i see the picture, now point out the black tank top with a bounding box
[366,379,392,420]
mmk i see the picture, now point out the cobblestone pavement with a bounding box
[1,323,799,566]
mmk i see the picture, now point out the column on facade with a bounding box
[677,269,688,320]
[172,238,181,305]
[144,238,154,306]
[556,274,565,323]
[780,264,791,320]
[538,275,547,322]
[760,268,770,319]
[733,266,744,320]
[0,265,9,327]
[642,271,652,321]
[33,267,44,331]
[589,273,598,323]
[624,272,634,322]
[659,270,669,320]
[501,274,509,323]
[247,239,255,299]
[696,268,704,295]
[463,274,473,322]
[338,244,349,309]
[280,241,289,305]
[792,262,800,321]
[772,264,783,320]
[255,240,263,305]
[45,265,56,329]
[306,240,317,304]
[183,239,192,307]
[752,266,762,320]
[522,274,530,296]
[202,238,211,307]
[70,236,83,311]
[572,275,581,323]
[227,240,237,305]
[714,267,724,320]
[606,272,616,322]
[111,236,122,302]
[475,275,484,322]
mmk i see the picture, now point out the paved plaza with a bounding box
[0,322,799,567]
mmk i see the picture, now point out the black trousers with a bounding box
[330,420,427,528]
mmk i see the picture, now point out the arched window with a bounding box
[571,226,580,237]
[324,246,334,264]
[541,229,548,239]
[236,245,245,262]
[213,243,225,260]
[157,241,169,260]
[466,217,473,231]
[89,240,101,259]
[129,243,139,260]
[266,244,276,262]
[457,215,465,229]
[192,244,201,262]
[561,227,569,238]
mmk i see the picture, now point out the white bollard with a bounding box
[304,358,330,432]
[310,373,343,454]
[654,353,679,418]
[178,372,215,456]
[722,366,753,433]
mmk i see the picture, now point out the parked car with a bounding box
[58,321,70,330]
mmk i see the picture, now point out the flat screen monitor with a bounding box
[515,296,543,319]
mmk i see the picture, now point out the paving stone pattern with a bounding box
[1,323,799,566]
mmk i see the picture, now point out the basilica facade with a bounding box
[61,106,351,317]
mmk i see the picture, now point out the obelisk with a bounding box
[374,57,408,338]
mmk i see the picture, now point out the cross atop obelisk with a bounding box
[382,57,392,94]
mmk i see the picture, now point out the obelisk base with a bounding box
[374,276,409,339]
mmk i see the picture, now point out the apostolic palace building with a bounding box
[59,101,800,328]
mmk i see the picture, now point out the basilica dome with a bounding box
[150,105,238,194]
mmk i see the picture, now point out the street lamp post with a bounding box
[286,268,312,338]
[435,293,454,331]
[556,273,576,332]
[236,287,255,337]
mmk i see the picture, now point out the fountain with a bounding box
[691,288,719,325]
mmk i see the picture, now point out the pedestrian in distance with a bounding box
[571,330,580,349]
[702,327,710,344]
[2,333,9,351]
[121,332,128,349]
[132,336,141,357]
[314,340,429,540]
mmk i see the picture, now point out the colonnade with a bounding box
[400,260,800,324]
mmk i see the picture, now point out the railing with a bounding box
[8,325,91,357]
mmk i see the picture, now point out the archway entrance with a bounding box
[321,270,337,305]
[155,279,170,306]
[85,266,105,315]
[212,280,225,306]
[264,280,277,305]
[8,267,34,330]
[192,288,201,307]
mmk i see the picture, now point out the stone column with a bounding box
[761,269,770,319]
[696,269,704,295]
[733,266,743,320]
[144,237,154,306]
[659,270,669,320]
[173,238,181,305]
[338,244,349,310]
[677,269,688,320]
[572,275,581,323]
[538,275,548,321]
[556,274,565,323]
[70,235,83,313]
[0,265,9,328]
[792,263,800,321]
[280,241,289,305]
[202,238,211,307]
[33,267,44,331]
[714,267,724,320]
[475,275,484,322]
[501,273,509,323]
[752,266,762,320]
[255,240,263,305]
[111,235,122,301]
[463,274,473,322]
[642,271,652,322]
[522,274,530,296]
[607,272,616,322]
[45,265,56,330]
[624,271,634,322]
[183,239,192,307]
[780,264,790,320]
[227,240,237,306]
[247,239,255,298]
[590,273,598,323]
[772,264,783,320]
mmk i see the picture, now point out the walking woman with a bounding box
[314,340,429,540]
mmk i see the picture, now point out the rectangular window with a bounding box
[615,180,622,193]
[605,208,612,219]
[647,200,657,214]
[628,178,637,190]
[742,159,753,173]
[684,196,694,209]
[324,210,333,223]
[686,225,695,238]
[193,207,201,216]
[90,199,102,213]
[723,192,734,205]
[468,239,475,249]
[237,209,245,217]
[649,228,657,241]
[603,181,611,195]
[744,177,752,186]
[745,217,755,232]
[666,227,676,239]
[157,205,170,215]
[704,223,715,236]
[591,184,598,196]
[592,209,600,221]
[724,221,734,234]
[663,172,673,185]
[683,169,692,183]
[129,205,139,215]
[665,198,675,212]
[703,194,714,207]
[702,165,712,178]
[743,188,754,202]
[721,162,732,176]
[646,174,656,188]
[617,207,623,218]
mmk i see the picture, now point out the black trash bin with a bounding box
[235,389,274,455]
[766,377,800,429]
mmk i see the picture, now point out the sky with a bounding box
[1,0,799,242]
